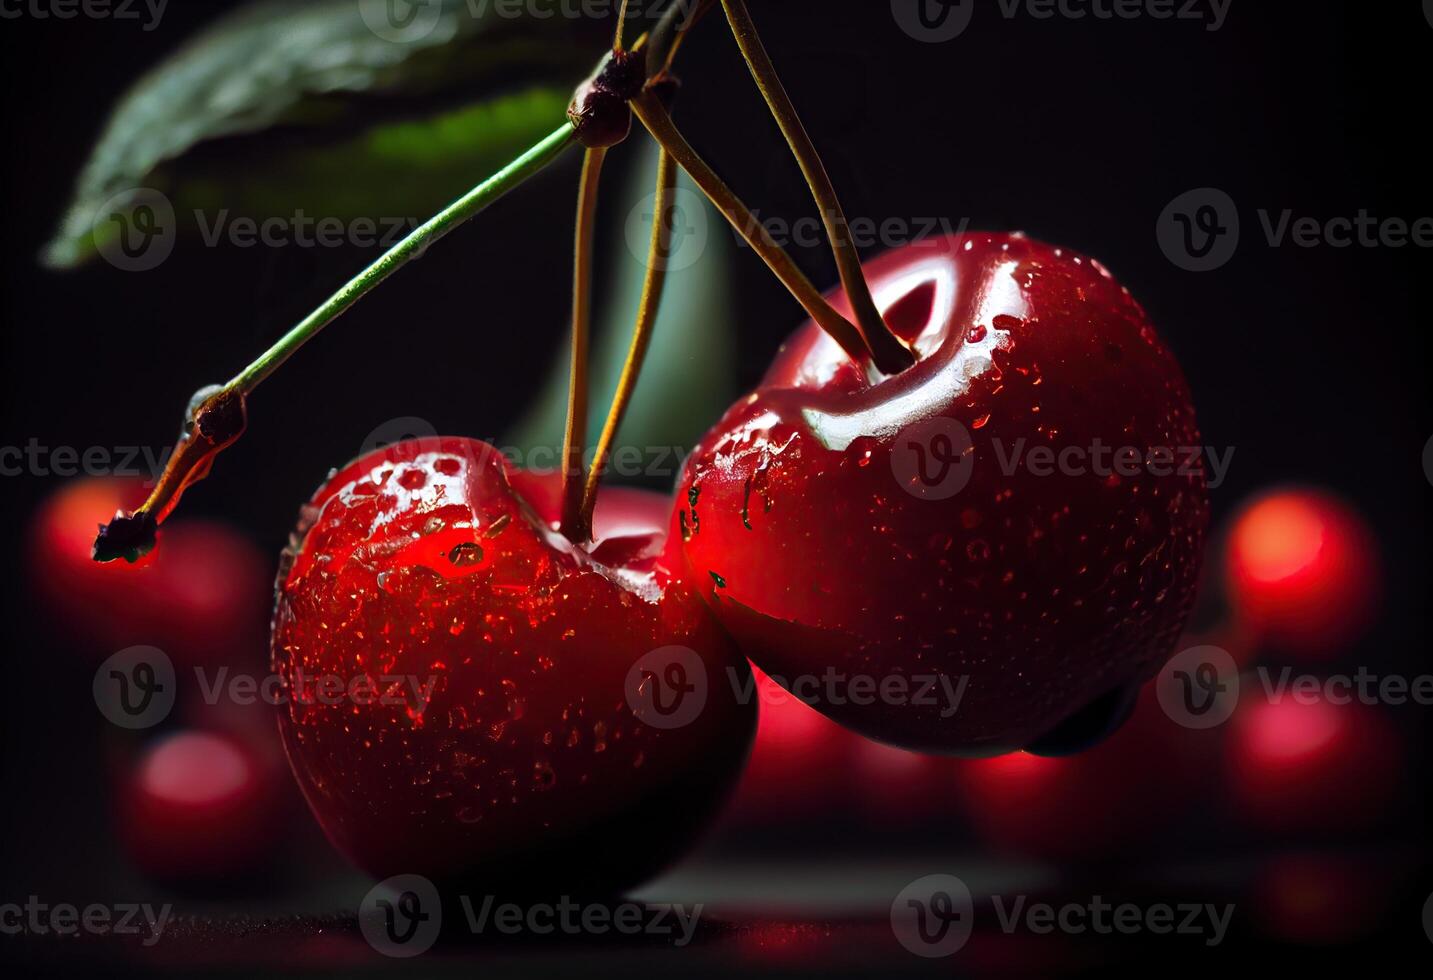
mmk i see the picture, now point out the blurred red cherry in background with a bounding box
[1224,695,1400,834]
[952,687,1218,861]
[119,729,285,883]
[1223,488,1380,658]
[31,477,270,665]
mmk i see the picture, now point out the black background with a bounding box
[1,0,1430,971]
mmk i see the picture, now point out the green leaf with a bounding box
[506,140,737,486]
[175,86,571,223]
[44,0,600,268]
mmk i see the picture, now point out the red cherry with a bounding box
[673,233,1209,752]
[952,688,1216,861]
[1223,488,1379,657]
[722,667,858,826]
[119,730,282,882]
[271,438,755,894]
[31,476,270,664]
[1225,695,1400,833]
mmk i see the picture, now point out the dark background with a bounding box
[1,0,1430,973]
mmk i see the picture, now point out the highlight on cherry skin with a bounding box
[269,437,755,896]
[672,232,1210,755]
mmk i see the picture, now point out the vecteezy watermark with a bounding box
[1253,666,1433,708]
[0,0,167,30]
[359,0,702,45]
[737,211,968,254]
[90,189,427,272]
[989,894,1234,947]
[1156,645,1240,729]
[0,897,173,946]
[730,667,967,719]
[891,418,976,501]
[1160,188,1433,272]
[461,895,702,946]
[95,654,441,731]
[891,0,1231,43]
[1423,890,1433,945]
[0,440,171,481]
[624,185,709,272]
[891,874,1234,957]
[1423,434,1433,488]
[358,874,703,957]
[360,875,443,958]
[891,875,975,957]
[357,416,692,479]
[93,646,176,730]
[625,646,708,729]
[195,666,442,713]
[891,419,1232,501]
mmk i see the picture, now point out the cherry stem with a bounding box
[560,146,609,543]
[630,93,870,366]
[92,122,577,561]
[719,0,912,375]
[615,0,630,48]
[578,148,678,538]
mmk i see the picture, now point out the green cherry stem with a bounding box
[578,148,678,535]
[719,0,912,375]
[560,146,609,543]
[94,121,577,562]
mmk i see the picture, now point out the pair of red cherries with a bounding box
[270,233,1210,895]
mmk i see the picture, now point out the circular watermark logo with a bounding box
[891,874,974,958]
[1157,188,1240,272]
[625,646,708,730]
[891,417,974,500]
[93,188,176,272]
[93,646,175,730]
[359,416,444,459]
[1423,890,1433,944]
[360,874,443,958]
[1422,434,1433,488]
[1156,645,1240,729]
[891,0,974,43]
[624,186,709,273]
[358,0,444,43]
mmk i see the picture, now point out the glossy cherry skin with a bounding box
[271,439,755,896]
[1223,488,1379,658]
[31,476,270,664]
[673,233,1209,753]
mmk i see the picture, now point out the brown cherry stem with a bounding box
[630,92,870,366]
[577,149,678,537]
[560,146,609,543]
[719,0,912,375]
